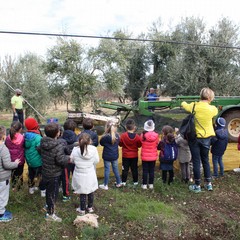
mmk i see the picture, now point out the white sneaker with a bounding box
[99,184,108,190]
[87,207,94,213]
[41,190,46,197]
[233,168,240,173]
[76,207,85,216]
[141,184,147,189]
[122,182,126,186]
[133,182,138,186]
[149,184,154,189]
[45,213,62,222]
[29,187,35,194]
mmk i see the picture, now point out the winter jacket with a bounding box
[119,132,141,158]
[0,143,18,182]
[78,129,98,147]
[181,101,218,138]
[24,132,42,168]
[39,137,69,178]
[175,134,191,163]
[211,126,228,156]
[157,137,176,171]
[140,131,159,161]
[71,145,99,194]
[5,133,25,165]
[61,130,78,154]
[100,133,120,161]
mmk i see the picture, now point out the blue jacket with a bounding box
[211,126,228,156]
[78,129,98,147]
[61,130,78,155]
[100,133,119,161]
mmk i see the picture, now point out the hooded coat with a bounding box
[5,133,25,165]
[211,126,228,156]
[71,145,99,194]
[40,137,69,178]
[140,131,159,161]
[24,132,42,167]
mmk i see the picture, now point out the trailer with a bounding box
[98,96,240,142]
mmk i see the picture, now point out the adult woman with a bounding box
[181,88,218,193]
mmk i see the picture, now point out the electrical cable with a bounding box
[0,30,239,50]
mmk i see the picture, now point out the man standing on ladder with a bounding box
[11,89,24,125]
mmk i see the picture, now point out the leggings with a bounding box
[80,192,94,210]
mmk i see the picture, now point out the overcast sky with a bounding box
[0,0,238,59]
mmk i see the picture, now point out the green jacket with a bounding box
[24,132,42,167]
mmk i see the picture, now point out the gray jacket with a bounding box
[175,134,191,163]
[0,143,18,182]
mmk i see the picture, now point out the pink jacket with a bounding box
[140,131,159,161]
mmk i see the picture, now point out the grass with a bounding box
[0,170,239,240]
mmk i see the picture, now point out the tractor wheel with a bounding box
[222,110,240,142]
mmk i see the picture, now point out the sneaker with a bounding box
[29,187,35,194]
[34,187,39,191]
[115,183,122,188]
[133,182,138,186]
[122,182,126,186]
[45,213,62,222]
[87,207,94,213]
[41,190,46,198]
[99,184,108,190]
[148,184,154,189]
[62,196,71,202]
[0,211,13,222]
[189,184,201,193]
[233,168,240,173]
[76,208,85,216]
[141,184,147,190]
[205,183,213,191]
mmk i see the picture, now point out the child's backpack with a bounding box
[160,140,178,162]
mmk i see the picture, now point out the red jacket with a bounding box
[140,131,159,161]
[119,132,141,158]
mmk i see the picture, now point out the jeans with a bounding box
[104,160,121,186]
[142,161,156,185]
[212,154,224,177]
[189,138,212,186]
[122,157,138,183]
[13,109,24,126]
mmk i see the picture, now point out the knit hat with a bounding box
[25,118,39,130]
[144,120,155,131]
[216,117,226,127]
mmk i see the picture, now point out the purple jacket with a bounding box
[5,133,25,165]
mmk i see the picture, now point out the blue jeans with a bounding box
[212,154,224,177]
[104,160,121,186]
[189,138,211,186]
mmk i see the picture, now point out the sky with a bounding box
[0,0,239,59]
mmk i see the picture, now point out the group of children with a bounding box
[0,115,229,222]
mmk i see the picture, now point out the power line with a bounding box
[0,30,240,50]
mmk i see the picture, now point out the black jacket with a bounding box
[40,137,69,178]
[211,127,228,156]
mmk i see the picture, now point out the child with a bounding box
[99,121,122,190]
[79,118,99,147]
[0,126,20,222]
[70,133,99,215]
[40,122,69,222]
[211,117,228,178]
[24,117,45,196]
[119,119,141,186]
[5,121,25,190]
[60,119,78,202]
[140,120,159,189]
[175,128,191,183]
[158,125,178,185]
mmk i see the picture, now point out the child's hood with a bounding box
[62,130,77,144]
[143,131,159,142]
[40,137,58,151]
[215,128,228,140]
[74,146,95,161]
[7,133,24,145]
